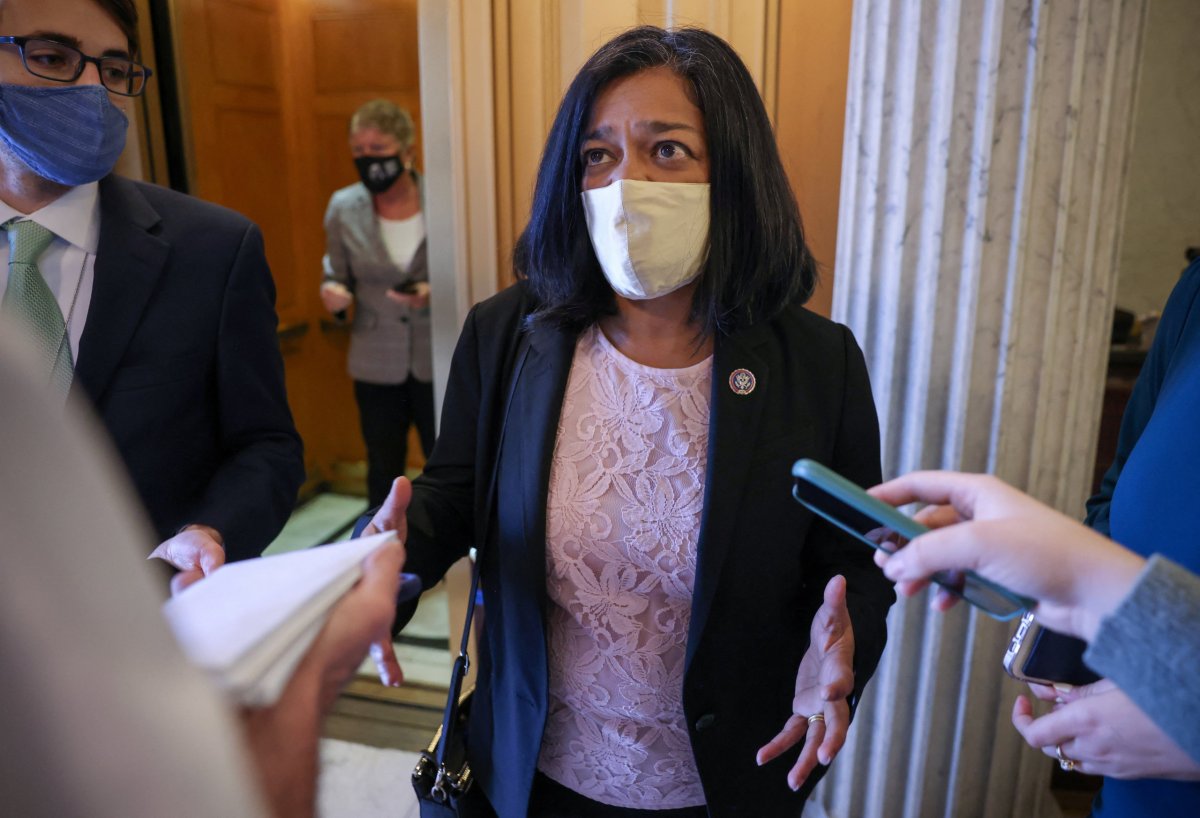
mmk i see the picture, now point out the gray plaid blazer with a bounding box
[322,180,433,384]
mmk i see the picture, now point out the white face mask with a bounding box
[581,179,710,300]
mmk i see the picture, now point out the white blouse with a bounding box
[537,324,712,809]
[377,211,425,273]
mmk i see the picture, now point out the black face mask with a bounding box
[354,154,405,193]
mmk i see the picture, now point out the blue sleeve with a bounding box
[1085,260,1200,535]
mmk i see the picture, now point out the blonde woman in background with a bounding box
[321,100,436,507]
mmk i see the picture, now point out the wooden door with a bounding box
[773,0,855,319]
[170,0,422,493]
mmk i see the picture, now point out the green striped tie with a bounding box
[2,219,74,396]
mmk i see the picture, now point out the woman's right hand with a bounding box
[364,476,412,540]
[363,476,413,687]
[320,281,354,313]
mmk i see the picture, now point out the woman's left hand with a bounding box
[1014,680,1200,780]
[384,281,430,309]
[756,575,856,791]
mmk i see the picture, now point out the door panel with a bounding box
[205,2,279,89]
[311,9,420,94]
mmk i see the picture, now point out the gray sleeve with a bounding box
[1084,555,1200,762]
[323,197,352,289]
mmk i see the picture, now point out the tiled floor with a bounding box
[263,493,369,555]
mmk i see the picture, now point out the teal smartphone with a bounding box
[791,459,1033,620]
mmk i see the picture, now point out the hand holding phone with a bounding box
[791,459,1034,620]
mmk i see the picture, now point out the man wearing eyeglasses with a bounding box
[0,0,303,586]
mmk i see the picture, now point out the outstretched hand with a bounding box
[363,475,412,540]
[363,476,414,686]
[757,575,856,791]
[149,524,225,595]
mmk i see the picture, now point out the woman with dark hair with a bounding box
[366,26,894,816]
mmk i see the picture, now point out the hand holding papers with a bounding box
[163,532,411,707]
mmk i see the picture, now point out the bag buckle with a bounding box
[431,767,449,802]
[430,762,472,802]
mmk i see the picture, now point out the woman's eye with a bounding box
[656,142,689,160]
[583,149,608,166]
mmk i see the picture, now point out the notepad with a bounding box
[163,531,398,707]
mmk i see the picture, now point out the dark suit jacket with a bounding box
[399,283,895,817]
[73,175,304,562]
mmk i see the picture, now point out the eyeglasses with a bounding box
[0,36,152,97]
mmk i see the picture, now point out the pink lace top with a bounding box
[536,325,712,808]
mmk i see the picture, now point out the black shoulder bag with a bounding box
[411,326,530,818]
[410,563,487,817]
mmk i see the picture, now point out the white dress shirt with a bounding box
[0,182,100,362]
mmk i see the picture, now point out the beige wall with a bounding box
[1116,0,1200,317]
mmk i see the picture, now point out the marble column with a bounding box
[812,1,1147,816]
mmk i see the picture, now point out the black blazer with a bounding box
[73,176,304,561]
[400,284,894,817]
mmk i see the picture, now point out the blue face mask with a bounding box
[0,83,128,186]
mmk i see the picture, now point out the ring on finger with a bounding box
[807,713,825,726]
[1055,743,1079,773]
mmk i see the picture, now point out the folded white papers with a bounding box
[163,531,397,707]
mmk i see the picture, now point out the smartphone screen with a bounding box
[792,478,911,553]
[791,459,1032,620]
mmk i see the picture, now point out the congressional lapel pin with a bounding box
[728,368,756,396]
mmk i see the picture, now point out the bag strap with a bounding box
[435,325,532,770]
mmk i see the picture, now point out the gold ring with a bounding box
[807,713,825,726]
[1055,743,1078,772]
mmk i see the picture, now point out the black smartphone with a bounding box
[1003,612,1101,686]
[391,281,419,295]
[791,459,1034,621]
